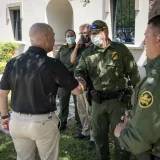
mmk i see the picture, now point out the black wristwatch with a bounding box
[1,114,10,119]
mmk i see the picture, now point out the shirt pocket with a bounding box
[87,59,100,78]
[60,51,71,64]
[103,60,122,79]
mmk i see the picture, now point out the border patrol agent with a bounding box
[75,20,140,160]
[56,29,81,131]
[114,15,160,160]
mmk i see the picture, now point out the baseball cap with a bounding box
[90,20,108,30]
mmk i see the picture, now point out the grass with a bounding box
[0,118,117,160]
[0,119,136,160]
[0,134,16,160]
[0,93,135,160]
[0,119,97,160]
[59,120,96,160]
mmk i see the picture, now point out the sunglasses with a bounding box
[90,25,107,30]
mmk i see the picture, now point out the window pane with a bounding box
[115,0,135,44]
[13,10,22,41]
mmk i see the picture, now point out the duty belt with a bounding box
[90,89,124,104]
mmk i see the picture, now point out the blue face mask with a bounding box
[91,34,103,46]
[66,37,76,45]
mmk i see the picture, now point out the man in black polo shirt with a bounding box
[0,23,84,160]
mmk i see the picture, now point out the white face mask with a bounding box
[91,34,103,46]
[66,36,75,45]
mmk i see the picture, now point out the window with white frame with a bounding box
[115,0,135,44]
[10,8,22,41]
[7,2,23,41]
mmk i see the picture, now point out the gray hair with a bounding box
[79,24,91,31]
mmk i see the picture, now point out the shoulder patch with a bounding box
[139,91,154,108]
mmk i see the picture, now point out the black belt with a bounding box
[101,91,122,100]
[13,111,54,115]
[91,89,124,104]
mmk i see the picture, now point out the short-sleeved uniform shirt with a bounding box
[56,44,76,73]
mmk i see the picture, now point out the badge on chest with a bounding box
[112,52,118,60]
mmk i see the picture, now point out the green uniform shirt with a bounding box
[56,44,75,72]
[75,41,140,91]
[73,45,86,70]
[118,56,160,156]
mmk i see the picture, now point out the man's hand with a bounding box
[114,122,128,137]
[75,77,86,91]
[0,89,10,130]
[121,110,132,123]
[75,38,84,49]
[2,118,10,131]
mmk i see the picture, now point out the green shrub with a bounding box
[0,62,7,74]
[0,42,19,74]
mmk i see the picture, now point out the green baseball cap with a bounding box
[90,20,108,30]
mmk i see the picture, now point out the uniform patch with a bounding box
[139,91,153,108]
[112,52,118,60]
[147,77,154,85]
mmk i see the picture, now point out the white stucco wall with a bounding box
[135,0,149,46]
[0,0,117,50]
[0,0,150,78]
[0,0,47,51]
[69,0,113,40]
[46,0,73,44]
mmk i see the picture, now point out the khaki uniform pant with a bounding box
[77,92,94,141]
[9,111,60,160]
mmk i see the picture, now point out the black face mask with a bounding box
[81,35,91,43]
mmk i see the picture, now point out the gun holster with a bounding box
[86,88,92,106]
[90,89,130,104]
[118,88,132,102]
[49,93,57,111]
[90,90,102,104]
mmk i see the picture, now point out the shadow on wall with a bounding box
[46,0,73,44]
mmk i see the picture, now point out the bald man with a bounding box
[0,23,85,160]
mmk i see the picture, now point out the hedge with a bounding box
[0,42,19,74]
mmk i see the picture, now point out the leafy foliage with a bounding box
[116,0,135,29]
[0,42,19,74]
[116,0,135,42]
